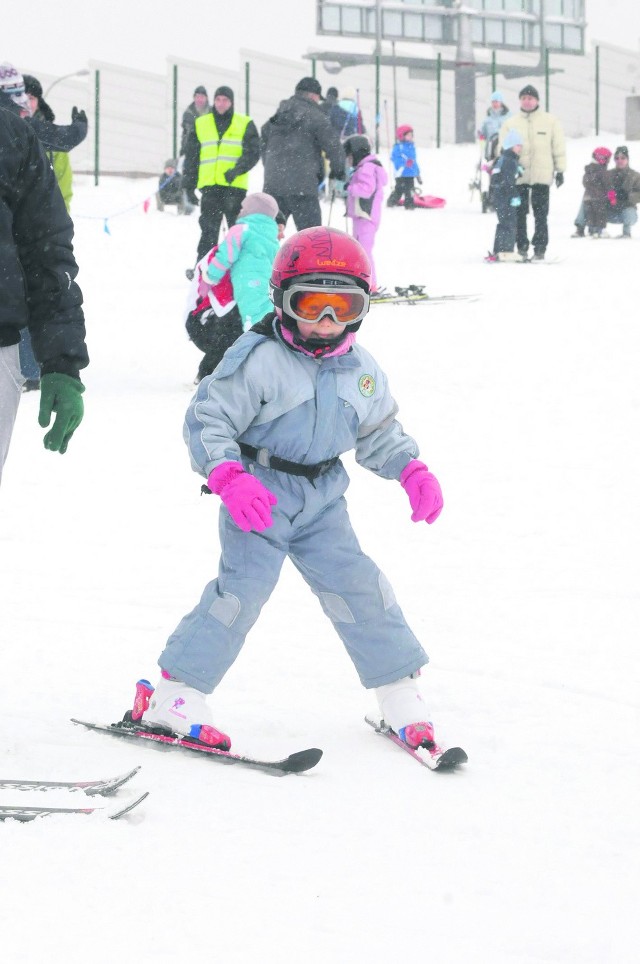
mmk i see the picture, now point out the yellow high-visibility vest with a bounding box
[195,112,250,189]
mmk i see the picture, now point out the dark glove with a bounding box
[71,106,87,125]
[38,373,85,454]
[555,172,564,188]
[186,190,199,206]
[417,176,423,185]
[223,169,237,184]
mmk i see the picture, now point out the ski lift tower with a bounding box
[313,0,586,143]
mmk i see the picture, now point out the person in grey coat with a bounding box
[261,77,346,230]
[140,228,460,763]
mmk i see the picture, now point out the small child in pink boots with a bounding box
[343,135,387,292]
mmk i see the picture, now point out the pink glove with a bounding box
[400,460,443,524]
[208,462,277,533]
[607,190,617,205]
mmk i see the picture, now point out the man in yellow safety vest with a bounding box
[183,85,261,264]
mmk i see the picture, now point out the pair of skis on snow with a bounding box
[0,714,467,821]
[0,766,148,822]
[484,253,565,265]
[371,285,479,306]
[67,715,466,774]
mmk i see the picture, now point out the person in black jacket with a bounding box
[182,85,260,265]
[180,85,209,158]
[0,103,88,482]
[487,129,526,262]
[261,77,346,230]
[0,62,87,153]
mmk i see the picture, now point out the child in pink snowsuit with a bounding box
[344,135,387,291]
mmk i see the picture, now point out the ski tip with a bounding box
[436,747,469,769]
[281,748,323,773]
[109,791,150,820]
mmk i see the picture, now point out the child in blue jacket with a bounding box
[486,129,525,262]
[137,228,466,768]
[387,125,421,210]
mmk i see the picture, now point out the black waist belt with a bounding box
[239,443,339,481]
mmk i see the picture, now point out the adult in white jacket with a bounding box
[498,84,566,261]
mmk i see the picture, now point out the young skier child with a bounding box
[203,191,280,330]
[186,191,280,382]
[486,128,525,262]
[139,227,463,765]
[581,147,612,237]
[387,125,421,209]
[156,158,189,214]
[343,134,387,292]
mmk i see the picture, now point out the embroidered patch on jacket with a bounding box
[358,374,376,397]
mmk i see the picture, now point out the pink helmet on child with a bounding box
[592,147,612,164]
[396,124,413,139]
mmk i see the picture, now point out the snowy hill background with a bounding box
[1,136,638,964]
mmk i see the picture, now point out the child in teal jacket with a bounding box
[203,192,280,330]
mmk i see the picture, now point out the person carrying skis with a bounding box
[328,86,365,140]
[486,129,526,262]
[478,90,511,165]
[344,134,387,291]
[141,227,457,761]
[386,125,421,209]
[186,192,280,382]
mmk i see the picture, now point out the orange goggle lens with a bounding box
[287,289,367,324]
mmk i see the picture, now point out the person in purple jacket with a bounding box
[344,135,388,293]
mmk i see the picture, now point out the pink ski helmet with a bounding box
[396,124,413,139]
[592,146,612,164]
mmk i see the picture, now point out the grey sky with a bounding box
[8,0,640,80]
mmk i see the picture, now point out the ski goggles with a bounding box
[1,83,29,110]
[279,282,370,326]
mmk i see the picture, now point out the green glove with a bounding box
[38,373,85,454]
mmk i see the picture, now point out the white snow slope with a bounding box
[1,137,638,964]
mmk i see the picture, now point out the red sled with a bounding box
[398,195,446,209]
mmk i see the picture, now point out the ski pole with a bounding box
[327,189,334,227]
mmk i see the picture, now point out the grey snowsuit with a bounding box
[157,319,429,693]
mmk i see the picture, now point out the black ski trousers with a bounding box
[493,201,518,253]
[196,185,246,261]
[270,194,322,231]
[387,177,415,209]
[516,184,550,255]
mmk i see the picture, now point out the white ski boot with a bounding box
[140,672,231,749]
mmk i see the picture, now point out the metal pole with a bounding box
[454,9,477,143]
[311,58,316,80]
[375,55,381,153]
[245,61,250,116]
[172,64,178,158]
[436,52,442,148]
[94,69,100,187]
[392,41,398,135]
[595,45,600,135]
[545,48,550,111]
[44,69,90,99]
[491,50,496,91]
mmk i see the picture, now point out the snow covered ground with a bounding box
[2,137,638,964]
